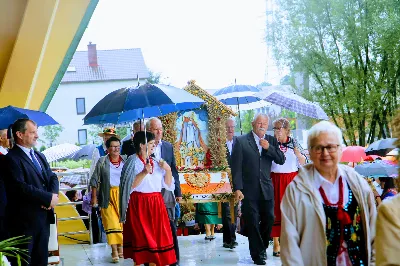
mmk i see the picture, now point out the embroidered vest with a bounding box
[323,185,367,266]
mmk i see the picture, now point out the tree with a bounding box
[116,126,130,140]
[88,125,102,145]
[268,0,400,146]
[42,125,63,147]
[146,70,161,84]
[235,110,255,134]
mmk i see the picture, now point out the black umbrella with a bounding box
[365,138,397,156]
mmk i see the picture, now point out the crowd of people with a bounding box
[0,113,399,266]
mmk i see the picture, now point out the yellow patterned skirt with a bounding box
[101,187,123,245]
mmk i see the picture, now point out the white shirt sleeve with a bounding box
[161,168,175,191]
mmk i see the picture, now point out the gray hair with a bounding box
[226,117,236,126]
[146,117,162,130]
[133,120,143,133]
[252,113,269,123]
[307,121,343,150]
[0,129,6,136]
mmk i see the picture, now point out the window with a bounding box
[78,129,87,145]
[76,98,86,115]
[67,66,76,72]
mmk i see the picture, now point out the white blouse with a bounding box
[130,156,175,194]
[109,160,124,187]
[271,147,300,173]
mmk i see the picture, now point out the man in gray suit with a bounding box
[147,117,181,266]
[232,113,285,265]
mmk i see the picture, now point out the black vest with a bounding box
[323,185,367,266]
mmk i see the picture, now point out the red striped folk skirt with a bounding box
[123,192,176,266]
[271,171,298,237]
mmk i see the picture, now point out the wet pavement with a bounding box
[60,233,282,265]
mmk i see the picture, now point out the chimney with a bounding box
[87,42,98,67]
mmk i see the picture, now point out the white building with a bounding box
[40,43,149,146]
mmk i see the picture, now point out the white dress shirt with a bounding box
[0,146,8,155]
[226,139,233,155]
[131,156,175,194]
[314,168,352,266]
[154,140,162,161]
[252,131,265,155]
[16,144,42,170]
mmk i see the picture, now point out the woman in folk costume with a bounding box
[270,118,307,257]
[90,136,126,263]
[280,121,376,266]
[120,131,176,266]
[194,202,223,240]
[90,128,119,177]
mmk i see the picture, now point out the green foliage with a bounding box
[235,110,255,134]
[88,125,102,145]
[0,236,31,265]
[39,145,46,152]
[56,159,91,169]
[146,70,161,84]
[116,126,130,140]
[268,0,400,146]
[42,125,63,146]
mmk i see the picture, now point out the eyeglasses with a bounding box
[110,145,120,149]
[272,127,284,131]
[311,144,340,154]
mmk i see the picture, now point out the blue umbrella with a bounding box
[365,138,397,156]
[0,105,59,129]
[354,161,398,177]
[83,84,204,125]
[213,85,269,134]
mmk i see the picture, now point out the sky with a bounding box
[77,0,288,90]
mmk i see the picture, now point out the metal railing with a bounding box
[55,171,93,245]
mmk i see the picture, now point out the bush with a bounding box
[39,145,46,152]
[56,159,91,169]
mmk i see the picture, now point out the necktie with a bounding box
[30,150,42,173]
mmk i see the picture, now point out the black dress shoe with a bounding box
[232,241,239,247]
[261,251,267,260]
[223,242,230,248]
[253,258,266,265]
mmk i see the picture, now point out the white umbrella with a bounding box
[43,143,81,163]
[255,89,329,120]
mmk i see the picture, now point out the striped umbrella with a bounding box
[255,90,329,120]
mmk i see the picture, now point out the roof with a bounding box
[61,48,149,83]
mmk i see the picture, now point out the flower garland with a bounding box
[183,80,235,169]
[159,112,178,144]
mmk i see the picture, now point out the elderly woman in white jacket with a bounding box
[280,121,376,266]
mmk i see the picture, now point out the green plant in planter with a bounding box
[0,236,31,266]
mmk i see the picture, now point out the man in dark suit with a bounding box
[147,117,181,266]
[121,120,144,156]
[231,114,285,265]
[222,118,238,249]
[4,119,59,266]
